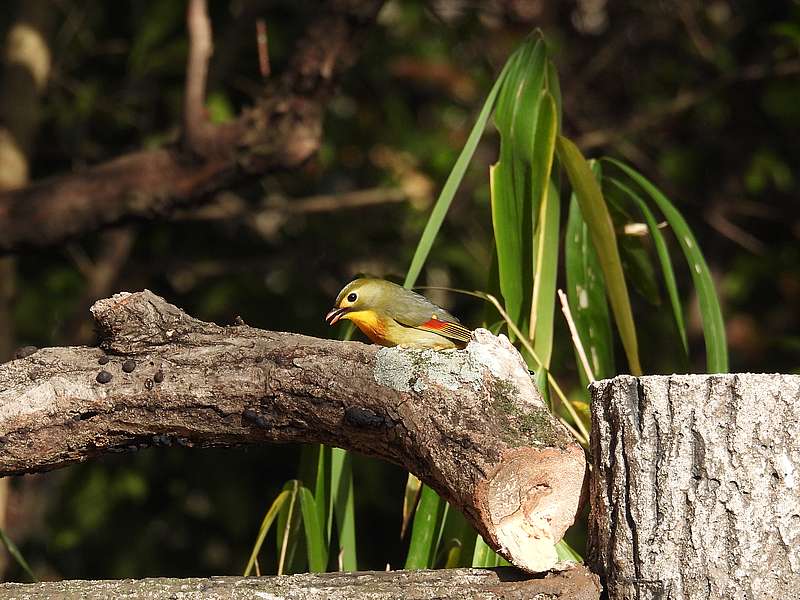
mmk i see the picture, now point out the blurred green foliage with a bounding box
[2,0,799,582]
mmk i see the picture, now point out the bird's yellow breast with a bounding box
[345,310,389,344]
[345,310,456,349]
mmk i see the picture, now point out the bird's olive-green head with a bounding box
[325,278,398,325]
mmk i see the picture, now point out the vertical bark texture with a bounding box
[589,374,800,600]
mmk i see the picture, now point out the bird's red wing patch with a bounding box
[417,319,472,343]
[420,318,449,330]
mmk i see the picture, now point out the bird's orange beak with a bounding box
[325,306,350,325]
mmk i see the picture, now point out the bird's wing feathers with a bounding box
[386,288,472,344]
[414,318,472,343]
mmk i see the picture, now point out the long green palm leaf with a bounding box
[557,136,642,375]
[603,159,728,373]
[605,176,689,357]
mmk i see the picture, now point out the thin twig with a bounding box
[173,187,408,222]
[184,0,216,154]
[558,289,595,384]
[256,19,270,78]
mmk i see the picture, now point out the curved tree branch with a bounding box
[0,291,586,573]
[0,0,384,253]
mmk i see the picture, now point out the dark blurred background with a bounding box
[0,0,797,581]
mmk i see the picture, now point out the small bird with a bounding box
[325,278,471,349]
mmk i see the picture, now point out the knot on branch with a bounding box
[90,290,205,353]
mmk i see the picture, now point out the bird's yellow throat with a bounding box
[343,309,387,344]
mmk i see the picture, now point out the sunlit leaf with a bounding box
[557,136,642,375]
[530,178,560,365]
[401,474,422,539]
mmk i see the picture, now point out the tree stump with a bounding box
[589,374,800,599]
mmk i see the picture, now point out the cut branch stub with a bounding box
[0,290,586,573]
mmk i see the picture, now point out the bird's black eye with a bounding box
[347,292,358,303]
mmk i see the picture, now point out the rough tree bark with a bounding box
[0,290,586,574]
[0,566,601,600]
[0,0,384,253]
[589,374,800,600]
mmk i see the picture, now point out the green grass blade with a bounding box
[529,177,560,363]
[244,489,291,576]
[490,157,527,326]
[604,159,728,372]
[555,539,583,562]
[298,445,330,543]
[565,195,615,383]
[546,59,562,132]
[400,473,422,539]
[403,55,512,289]
[471,535,501,567]
[404,485,445,569]
[299,486,329,572]
[491,36,552,329]
[0,527,37,582]
[331,447,357,571]
[606,176,689,357]
[435,507,476,568]
[557,136,642,375]
[276,480,304,575]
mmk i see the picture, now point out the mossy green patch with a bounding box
[493,385,569,449]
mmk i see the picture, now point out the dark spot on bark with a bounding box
[152,434,172,446]
[98,354,109,365]
[145,378,154,390]
[14,346,38,359]
[243,409,270,428]
[76,411,99,421]
[0,436,7,445]
[235,315,246,325]
[122,359,136,373]
[344,406,386,428]
[96,370,113,384]
[153,370,164,383]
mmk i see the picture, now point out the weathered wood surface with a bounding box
[0,566,601,600]
[0,290,586,573]
[589,374,800,600]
